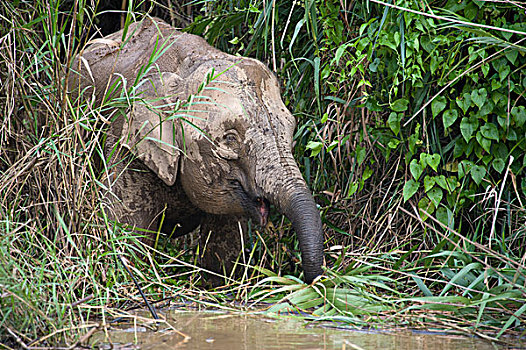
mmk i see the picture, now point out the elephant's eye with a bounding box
[223,130,239,145]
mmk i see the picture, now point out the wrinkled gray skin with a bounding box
[69,18,324,283]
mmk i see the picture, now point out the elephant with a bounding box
[68,17,324,283]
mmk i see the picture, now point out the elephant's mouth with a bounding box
[255,197,270,227]
[229,179,269,227]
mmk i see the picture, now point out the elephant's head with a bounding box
[71,18,324,283]
[123,58,324,282]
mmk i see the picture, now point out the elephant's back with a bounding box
[67,17,225,100]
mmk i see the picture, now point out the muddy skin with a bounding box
[69,17,324,284]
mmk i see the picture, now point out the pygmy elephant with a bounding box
[68,18,324,283]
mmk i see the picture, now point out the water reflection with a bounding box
[91,311,502,350]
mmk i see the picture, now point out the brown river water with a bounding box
[90,310,512,350]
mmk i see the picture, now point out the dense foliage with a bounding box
[187,0,526,338]
[1,0,525,347]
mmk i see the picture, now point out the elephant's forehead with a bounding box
[184,60,296,139]
[197,84,259,124]
[206,89,246,118]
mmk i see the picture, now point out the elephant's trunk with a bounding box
[281,187,324,283]
[258,157,324,283]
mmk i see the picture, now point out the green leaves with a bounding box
[457,160,487,184]
[431,96,447,118]
[480,123,499,141]
[406,153,446,203]
[442,109,458,129]
[313,0,526,281]
[434,175,458,193]
[471,165,486,185]
[306,141,323,157]
[391,98,409,112]
[388,112,402,135]
[424,175,435,192]
[418,197,435,221]
[403,179,419,202]
[492,158,505,173]
[408,153,442,183]
[405,152,445,202]
[476,131,491,153]
[471,88,487,109]
[460,116,479,142]
[455,93,471,114]
[420,153,440,172]
[458,160,473,179]
[427,187,443,207]
[410,159,423,180]
[492,58,511,81]
[511,106,526,127]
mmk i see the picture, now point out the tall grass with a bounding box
[0,1,138,345]
[1,0,525,348]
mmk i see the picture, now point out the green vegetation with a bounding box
[1,0,525,347]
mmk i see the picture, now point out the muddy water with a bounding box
[92,311,502,350]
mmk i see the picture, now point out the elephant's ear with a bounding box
[121,72,186,186]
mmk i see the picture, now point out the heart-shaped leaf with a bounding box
[480,123,499,141]
[492,158,505,174]
[445,177,458,193]
[505,50,518,65]
[443,109,459,129]
[424,175,436,192]
[492,57,506,73]
[454,138,468,158]
[436,207,454,227]
[431,96,447,118]
[427,154,441,172]
[476,131,491,153]
[306,141,323,157]
[391,98,409,112]
[460,116,479,142]
[427,187,443,207]
[481,62,489,77]
[493,143,508,160]
[420,153,428,168]
[458,160,474,179]
[455,93,471,114]
[418,197,435,221]
[492,80,502,91]
[512,106,526,127]
[479,99,494,117]
[410,159,424,181]
[403,179,420,202]
[471,165,486,185]
[388,112,402,135]
[471,88,487,109]
[434,175,447,190]
[498,65,510,81]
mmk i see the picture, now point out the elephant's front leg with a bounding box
[199,214,249,285]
